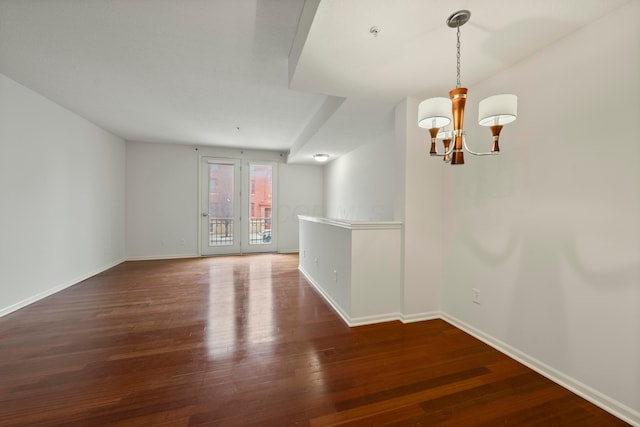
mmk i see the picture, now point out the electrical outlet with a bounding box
[314,257,318,264]
[333,270,338,282]
[472,288,481,305]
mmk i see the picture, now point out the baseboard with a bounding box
[127,253,294,260]
[298,265,439,328]
[126,254,199,261]
[0,257,125,318]
[277,249,299,254]
[350,311,440,326]
[298,265,353,326]
[400,311,441,324]
[350,312,404,327]
[440,313,640,427]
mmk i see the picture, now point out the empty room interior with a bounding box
[0,0,638,426]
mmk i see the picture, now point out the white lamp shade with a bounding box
[418,97,452,129]
[478,94,517,126]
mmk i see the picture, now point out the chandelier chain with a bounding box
[456,22,461,88]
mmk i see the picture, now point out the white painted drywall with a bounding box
[278,164,323,252]
[0,73,125,316]
[298,216,402,325]
[396,98,443,319]
[125,140,199,259]
[324,131,395,221]
[440,2,640,416]
[321,103,442,320]
[350,227,402,321]
[125,140,323,257]
[299,218,352,319]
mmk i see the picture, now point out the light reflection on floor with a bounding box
[203,255,327,396]
[205,258,275,358]
[247,260,275,344]
[206,262,235,358]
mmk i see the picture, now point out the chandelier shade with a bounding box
[418,97,452,129]
[478,94,518,126]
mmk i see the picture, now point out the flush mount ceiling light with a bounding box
[314,153,330,162]
[418,10,517,165]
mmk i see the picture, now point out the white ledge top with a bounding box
[298,215,402,230]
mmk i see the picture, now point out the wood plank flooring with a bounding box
[0,254,629,426]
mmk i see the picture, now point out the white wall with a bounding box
[0,73,125,316]
[324,131,395,221]
[440,2,640,419]
[125,141,323,257]
[321,105,442,320]
[299,219,352,320]
[278,164,323,252]
[298,217,402,325]
[350,227,402,321]
[396,98,443,320]
[126,141,199,259]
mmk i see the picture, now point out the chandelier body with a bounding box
[418,10,517,165]
[449,87,467,165]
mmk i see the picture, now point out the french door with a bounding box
[201,158,241,255]
[201,157,277,255]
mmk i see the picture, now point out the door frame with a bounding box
[200,157,242,256]
[199,156,278,256]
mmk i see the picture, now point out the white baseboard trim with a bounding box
[400,311,441,324]
[298,265,352,326]
[298,265,440,328]
[440,313,640,427]
[277,249,299,254]
[126,254,199,261]
[350,312,404,327]
[0,258,126,318]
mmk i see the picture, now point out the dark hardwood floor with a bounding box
[0,254,629,426]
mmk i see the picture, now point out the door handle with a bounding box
[202,212,209,217]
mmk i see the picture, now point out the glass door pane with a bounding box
[201,158,241,255]
[243,162,277,253]
[208,163,234,246]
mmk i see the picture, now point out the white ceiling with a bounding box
[0,0,326,153]
[0,0,630,163]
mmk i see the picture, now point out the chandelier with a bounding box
[418,10,517,164]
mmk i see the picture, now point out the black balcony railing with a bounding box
[249,217,271,245]
[208,218,234,246]
[208,217,271,246]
